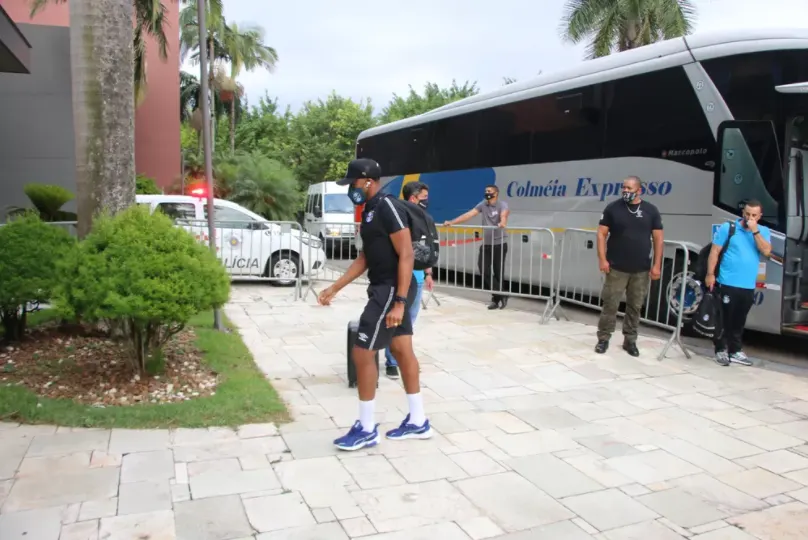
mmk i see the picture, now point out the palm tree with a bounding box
[29,0,138,237]
[560,0,696,59]
[179,0,225,151]
[30,0,170,104]
[220,22,277,153]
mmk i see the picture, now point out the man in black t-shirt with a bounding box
[317,158,433,452]
[595,176,664,357]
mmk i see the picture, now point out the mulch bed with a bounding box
[0,321,219,407]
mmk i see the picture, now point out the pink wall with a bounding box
[1,0,180,189]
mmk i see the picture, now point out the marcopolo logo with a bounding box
[507,177,673,201]
[575,178,673,201]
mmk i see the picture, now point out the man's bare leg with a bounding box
[387,335,431,438]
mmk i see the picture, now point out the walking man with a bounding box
[705,200,771,366]
[384,182,434,379]
[444,184,510,309]
[595,176,664,356]
[318,158,432,450]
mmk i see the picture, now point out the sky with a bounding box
[182,0,808,114]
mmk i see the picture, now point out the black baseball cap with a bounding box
[336,158,382,186]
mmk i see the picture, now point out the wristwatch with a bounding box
[394,295,407,304]
[753,231,760,236]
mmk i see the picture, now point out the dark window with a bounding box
[431,114,479,172]
[532,85,604,163]
[604,67,714,168]
[715,121,785,232]
[156,202,196,221]
[204,205,257,229]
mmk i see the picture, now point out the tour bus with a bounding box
[304,181,357,251]
[136,195,326,286]
[355,28,808,337]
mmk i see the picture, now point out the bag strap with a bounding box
[716,221,736,276]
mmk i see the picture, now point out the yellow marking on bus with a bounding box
[399,174,421,198]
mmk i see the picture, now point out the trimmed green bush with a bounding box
[0,214,75,340]
[7,183,77,222]
[55,205,230,374]
[136,174,162,195]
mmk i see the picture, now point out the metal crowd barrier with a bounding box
[300,220,440,307]
[179,219,311,298]
[545,228,691,361]
[433,225,557,321]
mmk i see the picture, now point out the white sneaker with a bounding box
[730,351,752,366]
[714,350,730,366]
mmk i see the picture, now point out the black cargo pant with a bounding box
[714,284,755,355]
[478,243,508,303]
[597,269,650,344]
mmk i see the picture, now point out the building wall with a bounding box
[0,22,74,222]
[0,0,180,199]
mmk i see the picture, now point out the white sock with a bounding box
[359,400,375,432]
[407,393,426,426]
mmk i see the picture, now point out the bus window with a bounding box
[715,120,785,231]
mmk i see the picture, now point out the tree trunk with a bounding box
[208,38,216,153]
[230,98,235,154]
[69,0,136,239]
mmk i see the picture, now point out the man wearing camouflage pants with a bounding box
[594,176,664,357]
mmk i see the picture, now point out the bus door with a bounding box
[713,120,785,334]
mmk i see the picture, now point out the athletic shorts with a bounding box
[355,282,417,351]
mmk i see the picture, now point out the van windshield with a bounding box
[324,194,353,214]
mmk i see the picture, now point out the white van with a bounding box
[137,195,326,286]
[304,182,356,251]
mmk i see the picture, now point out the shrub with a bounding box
[136,174,162,195]
[0,214,75,340]
[55,205,230,374]
[7,183,77,222]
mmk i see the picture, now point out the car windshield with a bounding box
[324,194,353,214]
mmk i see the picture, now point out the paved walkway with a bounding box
[2,284,808,539]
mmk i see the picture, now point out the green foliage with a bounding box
[7,183,77,222]
[561,0,696,59]
[0,214,75,341]
[136,175,162,195]
[378,80,479,124]
[226,153,302,221]
[54,205,230,374]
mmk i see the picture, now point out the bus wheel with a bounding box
[267,252,300,287]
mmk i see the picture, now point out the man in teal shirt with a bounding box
[385,182,434,379]
[705,200,772,366]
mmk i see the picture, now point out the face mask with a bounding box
[622,191,637,204]
[418,199,429,210]
[484,193,495,201]
[348,186,366,205]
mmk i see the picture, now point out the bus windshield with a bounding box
[324,194,353,214]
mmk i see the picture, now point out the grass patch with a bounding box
[0,311,289,428]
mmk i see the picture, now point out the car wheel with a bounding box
[267,252,300,287]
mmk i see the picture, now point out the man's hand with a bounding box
[317,285,338,306]
[599,259,610,274]
[425,274,434,291]
[386,303,405,328]
[498,222,507,228]
[705,274,716,291]
[443,221,452,227]
[746,216,759,233]
[650,264,662,281]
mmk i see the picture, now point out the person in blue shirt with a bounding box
[705,200,772,367]
[385,181,434,379]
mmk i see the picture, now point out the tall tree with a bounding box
[379,81,479,124]
[560,0,696,59]
[30,0,171,104]
[220,22,278,153]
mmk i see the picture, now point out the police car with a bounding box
[136,195,326,286]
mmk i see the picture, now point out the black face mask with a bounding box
[418,199,429,210]
[484,193,495,201]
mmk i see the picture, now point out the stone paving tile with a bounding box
[3,284,808,538]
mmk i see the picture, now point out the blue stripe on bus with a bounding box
[382,168,496,222]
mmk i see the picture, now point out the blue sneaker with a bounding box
[385,414,433,440]
[334,421,380,451]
